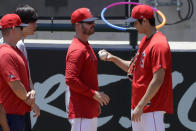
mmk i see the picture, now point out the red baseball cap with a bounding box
[0,14,28,29]
[126,4,154,23]
[71,8,98,24]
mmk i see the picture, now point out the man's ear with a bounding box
[142,18,150,25]
[75,22,81,27]
[142,18,146,23]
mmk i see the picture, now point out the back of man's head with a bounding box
[15,5,38,24]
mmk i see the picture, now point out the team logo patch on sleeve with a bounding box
[9,74,15,79]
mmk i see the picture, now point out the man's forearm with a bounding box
[137,79,162,109]
[8,80,35,107]
[111,56,131,72]
[8,80,28,100]
[137,69,165,109]
[0,105,9,131]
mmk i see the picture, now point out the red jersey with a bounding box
[0,44,31,115]
[131,31,173,114]
[65,37,99,119]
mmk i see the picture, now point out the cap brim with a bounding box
[82,17,98,22]
[125,17,138,23]
[19,23,29,27]
[0,23,28,30]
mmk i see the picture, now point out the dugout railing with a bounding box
[36,23,138,49]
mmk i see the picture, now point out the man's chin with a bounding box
[90,30,95,35]
[29,31,35,36]
[91,31,95,35]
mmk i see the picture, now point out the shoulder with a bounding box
[153,32,168,44]
[68,39,87,53]
[0,50,15,63]
[0,45,20,59]
[67,46,87,58]
[0,44,13,54]
[151,32,169,48]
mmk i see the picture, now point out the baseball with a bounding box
[98,51,108,60]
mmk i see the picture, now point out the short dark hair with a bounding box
[15,5,38,24]
[138,17,156,26]
[1,28,12,36]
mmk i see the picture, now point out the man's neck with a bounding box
[22,35,27,39]
[22,32,28,39]
[3,37,17,47]
[75,33,89,43]
[146,27,157,39]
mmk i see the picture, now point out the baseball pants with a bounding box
[131,110,165,131]
[69,118,97,131]
[24,112,32,131]
[5,114,25,131]
[0,112,31,131]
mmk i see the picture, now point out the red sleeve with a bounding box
[151,42,171,73]
[65,49,95,98]
[0,53,20,82]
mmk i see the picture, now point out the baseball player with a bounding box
[65,8,110,131]
[14,5,40,131]
[0,14,38,131]
[0,5,40,131]
[99,4,173,131]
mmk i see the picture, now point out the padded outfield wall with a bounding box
[26,43,196,131]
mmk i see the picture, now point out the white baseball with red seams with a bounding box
[98,51,108,60]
